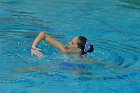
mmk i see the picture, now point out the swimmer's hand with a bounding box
[31,47,45,58]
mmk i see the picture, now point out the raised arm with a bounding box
[31,32,68,58]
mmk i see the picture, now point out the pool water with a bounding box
[0,0,140,93]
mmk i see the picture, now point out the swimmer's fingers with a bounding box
[32,47,42,51]
[33,49,44,58]
[35,50,44,58]
[31,47,42,56]
[31,49,44,58]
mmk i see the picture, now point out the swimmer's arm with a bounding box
[32,32,68,52]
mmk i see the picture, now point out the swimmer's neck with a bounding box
[64,52,83,58]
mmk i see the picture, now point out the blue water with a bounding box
[0,0,140,93]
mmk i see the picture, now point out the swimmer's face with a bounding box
[68,37,81,52]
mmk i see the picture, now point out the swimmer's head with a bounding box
[68,36,94,55]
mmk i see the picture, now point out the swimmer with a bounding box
[31,32,94,58]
